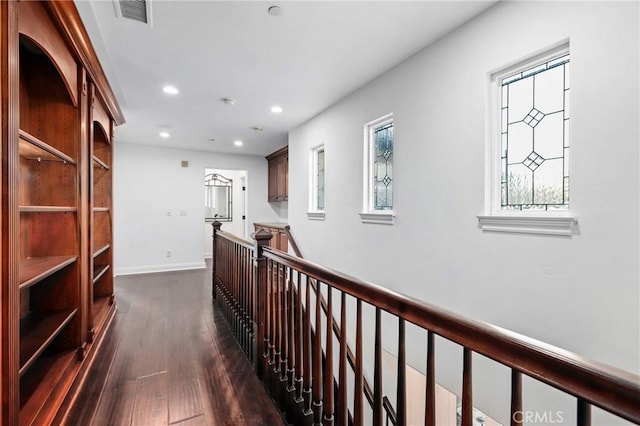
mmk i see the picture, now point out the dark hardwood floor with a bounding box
[64,265,284,426]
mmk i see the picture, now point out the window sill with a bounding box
[307,211,326,221]
[477,215,578,237]
[360,211,395,225]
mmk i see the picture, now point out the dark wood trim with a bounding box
[425,331,435,426]
[2,1,20,422]
[42,2,125,125]
[52,301,114,424]
[265,145,288,161]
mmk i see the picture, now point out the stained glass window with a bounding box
[373,122,393,210]
[316,148,325,210]
[501,53,569,210]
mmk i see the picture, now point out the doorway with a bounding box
[204,168,248,258]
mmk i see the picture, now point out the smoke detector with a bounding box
[221,97,236,106]
[268,6,283,16]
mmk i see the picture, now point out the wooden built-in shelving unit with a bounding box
[0,1,124,423]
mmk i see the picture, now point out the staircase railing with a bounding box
[211,222,640,426]
[280,225,384,421]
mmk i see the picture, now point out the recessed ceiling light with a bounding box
[162,85,179,95]
[270,105,283,113]
[234,140,244,147]
[268,6,283,16]
[159,131,170,138]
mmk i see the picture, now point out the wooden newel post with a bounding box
[253,229,273,378]
[211,221,222,299]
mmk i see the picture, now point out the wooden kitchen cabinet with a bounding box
[266,146,288,202]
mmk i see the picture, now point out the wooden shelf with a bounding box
[19,349,76,422]
[93,207,110,212]
[19,256,78,290]
[93,296,109,316]
[20,206,76,213]
[93,155,109,170]
[93,264,110,284]
[19,308,78,377]
[19,130,76,165]
[93,244,110,258]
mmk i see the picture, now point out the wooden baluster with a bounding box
[287,268,296,392]
[240,247,251,354]
[274,263,282,386]
[577,398,591,426]
[233,244,238,337]
[245,248,256,362]
[337,292,348,426]
[425,331,435,426]
[237,245,241,333]
[281,265,290,400]
[237,245,243,347]
[313,281,324,425]
[354,299,364,426]
[461,348,472,426]
[253,229,272,378]
[212,222,221,298]
[264,259,271,375]
[268,260,276,378]
[324,286,335,425]
[295,271,304,403]
[374,308,383,426]
[397,318,406,426]
[303,276,313,415]
[510,370,522,426]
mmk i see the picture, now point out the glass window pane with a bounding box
[506,164,533,206]
[507,77,533,124]
[533,158,563,205]
[534,113,563,159]
[373,122,393,210]
[501,53,569,210]
[534,66,564,113]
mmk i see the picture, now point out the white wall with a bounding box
[114,143,282,275]
[288,2,639,424]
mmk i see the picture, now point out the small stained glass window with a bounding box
[501,53,570,211]
[315,148,325,211]
[373,122,393,210]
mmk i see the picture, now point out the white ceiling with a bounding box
[76,0,496,156]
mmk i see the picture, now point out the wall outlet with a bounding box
[166,210,172,216]
[166,249,172,257]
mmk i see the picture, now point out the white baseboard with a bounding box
[115,261,207,276]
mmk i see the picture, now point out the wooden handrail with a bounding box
[281,226,303,258]
[261,246,640,424]
[213,227,640,425]
[217,229,253,249]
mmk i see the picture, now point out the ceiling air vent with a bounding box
[114,0,152,25]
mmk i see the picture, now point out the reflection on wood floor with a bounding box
[65,266,284,425]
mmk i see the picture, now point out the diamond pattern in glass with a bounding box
[523,151,545,171]
[523,108,545,128]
